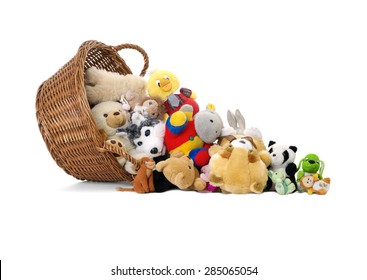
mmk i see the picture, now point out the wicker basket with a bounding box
[36,40,149,182]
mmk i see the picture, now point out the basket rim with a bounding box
[36,40,149,182]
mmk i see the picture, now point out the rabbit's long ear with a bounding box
[227,110,237,129]
[235,109,246,132]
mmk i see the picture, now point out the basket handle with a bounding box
[97,140,141,171]
[113,43,149,77]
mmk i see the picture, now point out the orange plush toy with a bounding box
[117,157,155,193]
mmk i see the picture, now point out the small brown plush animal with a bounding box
[117,157,155,193]
[155,151,206,191]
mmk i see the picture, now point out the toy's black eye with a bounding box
[137,141,143,146]
[149,101,153,105]
[188,165,192,169]
[210,119,213,123]
[103,114,108,118]
[145,130,151,137]
[272,154,276,157]
[156,80,160,87]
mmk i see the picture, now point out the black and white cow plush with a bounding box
[265,141,298,193]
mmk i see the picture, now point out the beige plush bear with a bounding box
[85,66,148,107]
[155,151,206,191]
[91,101,134,166]
[208,143,268,194]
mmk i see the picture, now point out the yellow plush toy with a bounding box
[208,142,268,194]
[147,70,199,116]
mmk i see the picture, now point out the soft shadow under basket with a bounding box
[36,40,149,182]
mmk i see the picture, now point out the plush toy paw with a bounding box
[250,182,265,194]
[193,177,207,191]
[275,178,296,195]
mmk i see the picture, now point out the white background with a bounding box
[1,0,367,279]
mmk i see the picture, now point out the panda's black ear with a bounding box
[289,146,297,153]
[268,141,276,147]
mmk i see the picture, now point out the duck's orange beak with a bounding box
[159,77,172,92]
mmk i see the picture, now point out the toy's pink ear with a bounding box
[122,103,131,111]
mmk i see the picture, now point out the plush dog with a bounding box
[297,154,330,194]
[118,118,166,158]
[116,118,166,175]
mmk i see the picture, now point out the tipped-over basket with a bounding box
[36,40,149,182]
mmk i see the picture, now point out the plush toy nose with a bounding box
[309,160,315,164]
[150,147,158,154]
[159,78,172,92]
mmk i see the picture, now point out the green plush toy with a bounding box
[296,153,325,193]
[297,154,324,180]
[268,170,296,195]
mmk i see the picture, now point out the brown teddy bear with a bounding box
[85,66,148,107]
[155,151,206,191]
[208,141,268,194]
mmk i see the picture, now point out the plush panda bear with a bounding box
[265,141,298,193]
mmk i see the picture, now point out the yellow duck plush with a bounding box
[147,70,199,116]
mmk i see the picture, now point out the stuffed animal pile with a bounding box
[85,67,330,195]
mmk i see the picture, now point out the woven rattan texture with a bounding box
[36,40,149,182]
